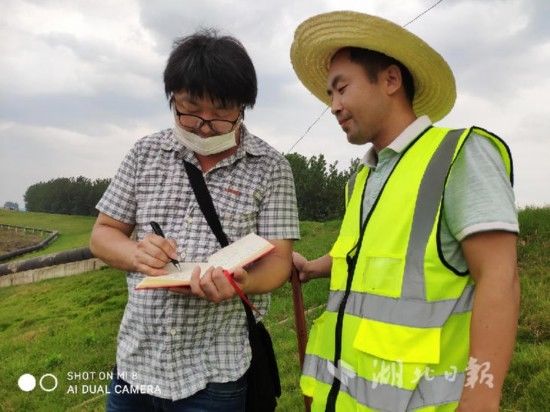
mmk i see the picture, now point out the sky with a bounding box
[1,0,549,209]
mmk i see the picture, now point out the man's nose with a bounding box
[330,96,342,115]
[197,121,215,137]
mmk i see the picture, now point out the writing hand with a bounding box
[133,233,179,277]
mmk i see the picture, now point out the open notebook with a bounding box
[135,233,274,289]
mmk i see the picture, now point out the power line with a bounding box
[287,0,446,153]
[404,0,446,27]
[287,106,329,153]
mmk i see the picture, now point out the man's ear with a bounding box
[382,64,403,96]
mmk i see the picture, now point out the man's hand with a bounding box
[180,265,248,303]
[90,212,180,276]
[133,233,179,277]
[292,252,333,282]
[293,251,310,283]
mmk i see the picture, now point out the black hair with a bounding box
[337,47,415,104]
[163,29,257,109]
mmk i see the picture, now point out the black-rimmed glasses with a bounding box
[174,108,242,135]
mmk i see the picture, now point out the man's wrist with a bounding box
[457,396,500,412]
[303,261,316,280]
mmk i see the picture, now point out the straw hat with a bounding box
[290,11,456,122]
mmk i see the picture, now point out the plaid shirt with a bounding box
[96,125,300,400]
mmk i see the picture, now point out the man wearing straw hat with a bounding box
[291,11,519,412]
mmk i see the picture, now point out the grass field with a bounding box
[0,209,548,411]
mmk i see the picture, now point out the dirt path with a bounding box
[0,228,45,254]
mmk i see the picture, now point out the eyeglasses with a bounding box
[174,108,242,135]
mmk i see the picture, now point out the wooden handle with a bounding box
[290,266,311,412]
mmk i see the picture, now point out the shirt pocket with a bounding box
[135,172,187,228]
[219,208,258,241]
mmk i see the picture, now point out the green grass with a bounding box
[0,267,126,412]
[501,207,550,411]
[0,210,95,261]
[0,209,548,411]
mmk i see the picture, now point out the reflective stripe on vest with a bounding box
[326,283,473,328]
[402,128,463,299]
[303,354,464,411]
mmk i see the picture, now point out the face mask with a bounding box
[172,110,240,156]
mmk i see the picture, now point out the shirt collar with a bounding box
[362,115,432,168]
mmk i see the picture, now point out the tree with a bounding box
[285,153,360,221]
[23,176,111,216]
[21,155,362,221]
[3,201,19,211]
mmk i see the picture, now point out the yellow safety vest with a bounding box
[300,126,513,412]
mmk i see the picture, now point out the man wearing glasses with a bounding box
[90,30,299,411]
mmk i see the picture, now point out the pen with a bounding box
[149,221,181,270]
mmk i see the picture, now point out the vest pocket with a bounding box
[329,235,357,291]
[353,318,441,365]
[306,311,334,360]
[359,255,405,298]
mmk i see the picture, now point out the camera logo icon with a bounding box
[18,373,58,392]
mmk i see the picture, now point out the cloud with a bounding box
[0,119,156,205]
[0,0,549,208]
[0,0,166,133]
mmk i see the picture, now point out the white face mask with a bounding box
[172,110,240,156]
